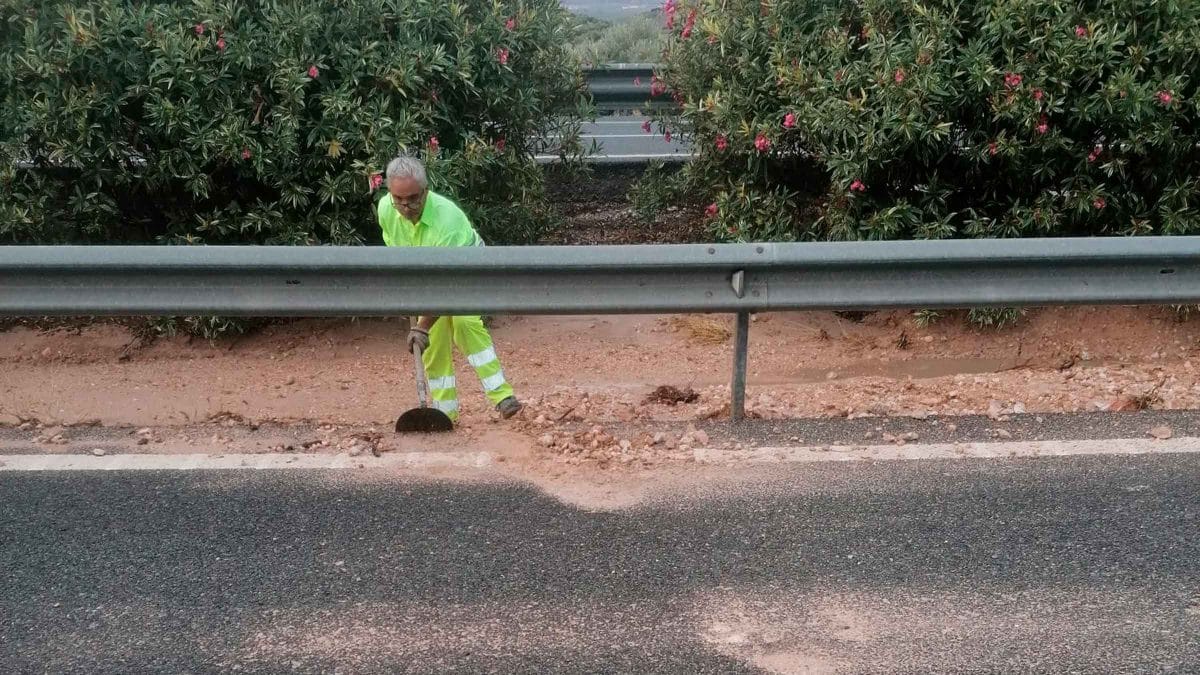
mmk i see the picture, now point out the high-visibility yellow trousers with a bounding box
[421,316,514,421]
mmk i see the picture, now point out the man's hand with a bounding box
[407,326,430,354]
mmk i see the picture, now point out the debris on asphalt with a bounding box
[1149,426,1173,440]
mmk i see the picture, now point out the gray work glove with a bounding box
[407,326,430,354]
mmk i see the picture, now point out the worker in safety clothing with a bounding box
[377,155,523,421]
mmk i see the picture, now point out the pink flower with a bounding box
[989,141,998,156]
[370,173,384,190]
[715,134,728,151]
[642,120,652,133]
[1032,88,1044,101]
[664,130,672,143]
[707,35,718,45]
[495,137,506,152]
[1035,115,1049,135]
[241,148,251,160]
[497,48,509,66]
[430,89,439,102]
[505,17,516,31]
[681,8,697,38]
[633,77,642,86]
[894,68,906,84]
[216,38,226,51]
[850,179,866,193]
[754,134,771,152]
[1075,25,1088,38]
[1004,72,1022,89]
[194,23,205,36]
[428,136,439,152]
[1158,90,1174,105]
[705,203,718,218]
[783,112,796,128]
[307,65,319,79]
[650,77,666,97]
[1087,151,1099,163]
[1093,197,1106,210]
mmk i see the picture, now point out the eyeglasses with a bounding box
[391,190,425,207]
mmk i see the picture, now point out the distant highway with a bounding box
[538,115,691,164]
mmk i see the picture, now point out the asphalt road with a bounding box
[540,116,692,163]
[2,453,1198,673]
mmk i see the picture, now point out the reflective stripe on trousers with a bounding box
[420,316,515,420]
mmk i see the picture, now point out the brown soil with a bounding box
[645,385,700,406]
[540,204,709,245]
[541,164,709,245]
[2,306,1198,467]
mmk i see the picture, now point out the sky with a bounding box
[561,0,656,20]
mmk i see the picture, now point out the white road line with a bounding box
[549,134,682,140]
[0,436,1193,472]
[599,152,689,158]
[0,452,494,472]
[536,153,690,160]
[587,134,679,139]
[693,437,1200,464]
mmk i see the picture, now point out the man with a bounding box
[377,155,522,421]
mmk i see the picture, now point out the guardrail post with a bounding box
[731,311,749,421]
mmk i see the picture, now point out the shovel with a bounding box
[395,342,455,433]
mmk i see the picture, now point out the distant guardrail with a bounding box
[584,63,672,112]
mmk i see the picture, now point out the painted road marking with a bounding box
[0,437,1196,471]
[0,451,493,472]
[693,437,1200,464]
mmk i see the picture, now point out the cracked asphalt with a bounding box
[2,451,1198,673]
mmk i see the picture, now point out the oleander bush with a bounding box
[0,0,592,246]
[641,0,1200,242]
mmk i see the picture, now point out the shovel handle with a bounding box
[412,343,430,408]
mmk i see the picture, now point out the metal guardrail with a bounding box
[584,63,672,112]
[4,238,1200,420]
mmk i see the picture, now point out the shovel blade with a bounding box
[395,407,455,433]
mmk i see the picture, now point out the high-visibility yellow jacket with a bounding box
[377,190,483,248]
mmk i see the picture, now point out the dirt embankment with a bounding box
[1,306,1196,466]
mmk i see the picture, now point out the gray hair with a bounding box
[385,155,428,188]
